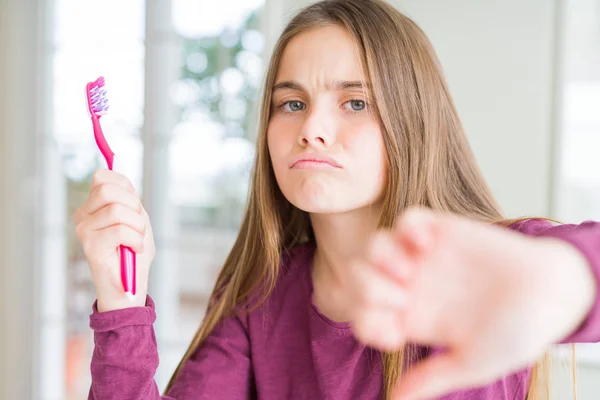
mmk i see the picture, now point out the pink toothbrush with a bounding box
[85,76,136,301]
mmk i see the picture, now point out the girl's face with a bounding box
[268,25,388,214]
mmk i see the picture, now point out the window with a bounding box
[51,1,145,398]
[157,0,265,388]
[554,0,600,366]
[47,0,266,398]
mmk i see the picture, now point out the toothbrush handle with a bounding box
[111,156,136,297]
[113,154,136,298]
[90,115,136,298]
[91,116,114,168]
[120,245,136,296]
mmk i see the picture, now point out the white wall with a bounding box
[1,1,68,399]
[0,0,44,398]
[394,0,559,218]
[551,358,600,400]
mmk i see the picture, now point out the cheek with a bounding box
[267,120,295,181]
[345,124,388,201]
[268,117,295,152]
[267,121,284,162]
[345,124,387,173]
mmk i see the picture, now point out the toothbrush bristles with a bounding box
[88,77,109,116]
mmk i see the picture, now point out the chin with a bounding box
[292,200,350,214]
[282,186,370,215]
[275,173,384,215]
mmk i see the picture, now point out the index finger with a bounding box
[90,169,137,195]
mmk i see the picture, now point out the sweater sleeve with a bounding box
[511,219,600,343]
[88,296,254,399]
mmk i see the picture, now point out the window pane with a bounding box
[556,0,600,223]
[50,1,145,399]
[168,0,264,351]
[555,0,600,368]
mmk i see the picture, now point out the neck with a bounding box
[310,203,382,285]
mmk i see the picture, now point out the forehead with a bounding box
[275,25,366,84]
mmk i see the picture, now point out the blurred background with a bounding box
[0,0,598,399]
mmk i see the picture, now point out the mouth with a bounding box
[289,153,343,169]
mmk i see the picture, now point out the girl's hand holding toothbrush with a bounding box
[77,76,154,312]
[75,169,156,312]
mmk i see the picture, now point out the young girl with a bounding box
[75,0,600,399]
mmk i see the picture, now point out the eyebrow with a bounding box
[272,80,369,93]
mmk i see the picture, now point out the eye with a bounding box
[343,100,367,112]
[281,100,306,113]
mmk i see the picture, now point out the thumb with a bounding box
[394,208,439,259]
[392,353,473,400]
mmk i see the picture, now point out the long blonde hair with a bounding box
[166,0,555,398]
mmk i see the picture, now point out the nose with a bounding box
[297,108,335,148]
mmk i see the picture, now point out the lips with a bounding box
[289,153,343,169]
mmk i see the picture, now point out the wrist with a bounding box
[96,286,148,312]
[539,238,596,341]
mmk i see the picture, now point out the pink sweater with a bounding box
[88,219,600,399]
